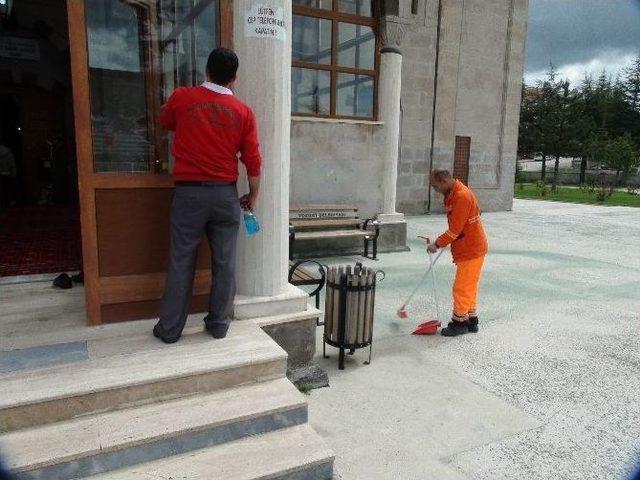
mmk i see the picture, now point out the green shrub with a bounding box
[535,180,548,197]
[595,185,607,202]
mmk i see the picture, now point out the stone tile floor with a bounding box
[309,199,640,480]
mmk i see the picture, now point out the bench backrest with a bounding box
[290,205,359,221]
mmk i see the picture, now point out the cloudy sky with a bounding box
[524,0,640,86]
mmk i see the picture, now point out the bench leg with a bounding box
[373,236,378,260]
[315,291,324,326]
[289,235,294,261]
[364,238,369,258]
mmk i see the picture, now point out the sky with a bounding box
[524,0,640,86]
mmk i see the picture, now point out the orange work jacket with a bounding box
[435,180,488,263]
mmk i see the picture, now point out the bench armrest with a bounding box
[288,259,327,297]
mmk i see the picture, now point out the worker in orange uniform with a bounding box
[426,169,488,337]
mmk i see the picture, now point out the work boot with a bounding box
[441,319,468,337]
[468,316,479,333]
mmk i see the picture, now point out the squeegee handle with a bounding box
[400,246,445,308]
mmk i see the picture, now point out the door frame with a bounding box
[67,0,234,325]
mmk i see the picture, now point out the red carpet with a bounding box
[0,206,81,277]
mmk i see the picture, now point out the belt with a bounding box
[175,181,236,187]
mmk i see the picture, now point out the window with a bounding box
[453,136,471,185]
[292,0,378,119]
[86,0,220,173]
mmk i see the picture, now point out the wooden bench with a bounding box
[289,205,380,260]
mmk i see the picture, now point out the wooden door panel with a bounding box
[95,188,210,276]
[101,295,210,323]
[94,188,211,321]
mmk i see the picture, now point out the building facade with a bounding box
[0,0,528,327]
[290,0,528,219]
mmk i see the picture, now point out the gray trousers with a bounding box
[157,184,240,339]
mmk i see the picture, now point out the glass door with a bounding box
[67,0,231,324]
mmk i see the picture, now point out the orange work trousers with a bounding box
[452,255,485,320]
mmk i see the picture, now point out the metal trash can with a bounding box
[323,262,384,370]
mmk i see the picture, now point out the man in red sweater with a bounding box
[153,48,262,344]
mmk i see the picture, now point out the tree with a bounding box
[535,67,582,188]
[604,136,639,185]
[533,64,562,182]
[622,53,640,111]
[519,61,640,188]
[572,75,598,183]
[621,54,640,148]
[517,83,541,159]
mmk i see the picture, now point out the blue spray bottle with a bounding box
[243,209,260,236]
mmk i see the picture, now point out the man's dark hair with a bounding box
[431,169,452,182]
[206,48,239,85]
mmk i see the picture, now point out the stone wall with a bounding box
[289,118,385,219]
[437,0,527,213]
[289,0,529,215]
[396,0,439,214]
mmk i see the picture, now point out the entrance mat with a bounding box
[0,205,81,277]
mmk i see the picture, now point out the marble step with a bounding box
[2,378,307,480]
[86,424,334,480]
[252,308,321,328]
[0,321,287,432]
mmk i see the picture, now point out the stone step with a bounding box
[86,424,334,480]
[2,378,307,480]
[252,308,321,328]
[0,321,287,432]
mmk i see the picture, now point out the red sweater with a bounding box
[161,86,262,182]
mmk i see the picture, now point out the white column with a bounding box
[378,50,404,222]
[377,17,407,224]
[233,0,291,297]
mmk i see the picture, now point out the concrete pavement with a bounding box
[308,199,640,480]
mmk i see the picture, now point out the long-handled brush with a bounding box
[412,250,442,335]
[396,242,445,320]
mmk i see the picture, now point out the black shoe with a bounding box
[53,273,73,289]
[205,324,229,339]
[153,324,180,344]
[468,316,479,333]
[72,271,84,284]
[441,320,468,337]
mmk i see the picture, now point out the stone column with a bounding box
[233,0,291,297]
[377,16,408,223]
[231,0,326,389]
